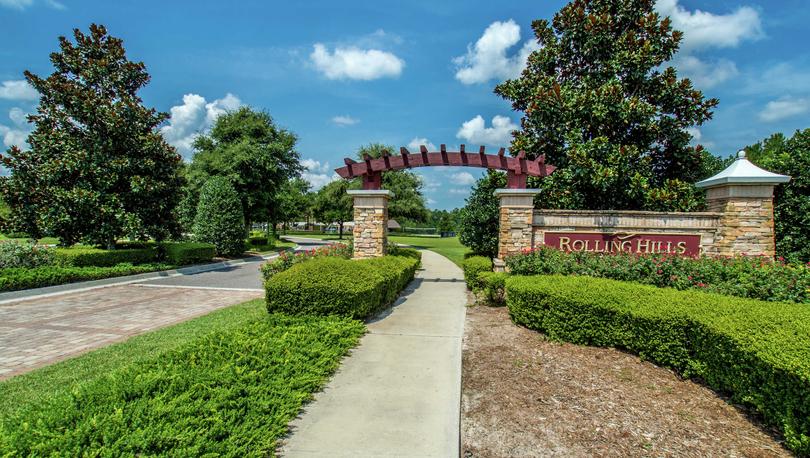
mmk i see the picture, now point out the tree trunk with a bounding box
[338,222,343,240]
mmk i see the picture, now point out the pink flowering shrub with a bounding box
[505,246,810,303]
[260,243,352,281]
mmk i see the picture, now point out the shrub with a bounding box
[193,177,245,257]
[458,170,505,258]
[160,242,216,265]
[505,275,810,455]
[260,243,351,282]
[475,271,508,305]
[248,236,269,246]
[0,240,55,268]
[265,255,419,319]
[461,256,492,290]
[0,263,173,292]
[506,246,810,303]
[55,246,158,267]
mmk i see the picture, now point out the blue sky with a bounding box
[1,0,809,210]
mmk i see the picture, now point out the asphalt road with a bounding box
[139,237,334,290]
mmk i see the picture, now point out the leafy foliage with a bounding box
[505,275,810,455]
[160,242,216,265]
[461,255,493,290]
[187,107,302,231]
[0,24,183,247]
[55,246,158,267]
[193,177,245,257]
[0,240,55,268]
[506,246,810,303]
[495,0,718,211]
[313,180,354,239]
[0,304,364,456]
[458,170,505,257]
[260,243,352,281]
[745,129,810,263]
[265,254,419,319]
[0,263,173,292]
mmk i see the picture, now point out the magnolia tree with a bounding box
[0,24,183,247]
[495,0,719,211]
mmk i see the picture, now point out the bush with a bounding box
[260,243,352,282]
[458,170,506,258]
[248,236,269,246]
[0,240,55,268]
[0,309,364,456]
[506,246,810,303]
[193,177,245,257]
[505,275,810,455]
[475,271,508,305]
[265,255,419,319]
[160,242,216,265]
[55,246,158,267]
[462,256,493,290]
[0,263,173,292]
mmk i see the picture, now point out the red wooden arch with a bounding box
[334,144,556,190]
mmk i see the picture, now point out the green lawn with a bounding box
[0,299,364,456]
[281,233,470,266]
[0,234,60,245]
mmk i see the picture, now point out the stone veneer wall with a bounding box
[531,209,723,256]
[351,194,388,259]
[705,185,776,257]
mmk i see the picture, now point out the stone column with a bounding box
[696,151,790,257]
[347,190,392,259]
[494,188,540,270]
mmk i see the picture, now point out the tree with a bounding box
[187,107,302,234]
[495,0,718,212]
[193,177,245,257]
[0,24,183,247]
[745,130,810,263]
[313,180,353,239]
[274,177,312,232]
[458,170,506,257]
[355,143,429,223]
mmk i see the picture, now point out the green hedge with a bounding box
[248,236,269,246]
[475,271,508,305]
[55,246,158,267]
[506,275,810,455]
[265,255,419,319]
[461,255,492,290]
[160,242,216,265]
[0,264,174,292]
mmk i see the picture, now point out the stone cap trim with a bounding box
[534,209,722,218]
[347,190,395,198]
[494,188,541,196]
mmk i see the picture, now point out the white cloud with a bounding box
[759,97,810,122]
[160,93,242,158]
[655,0,763,51]
[450,171,476,186]
[672,55,738,88]
[0,80,38,100]
[331,115,359,126]
[449,188,469,195]
[686,126,701,142]
[456,115,517,146]
[301,158,338,190]
[0,0,63,9]
[453,19,539,85]
[310,43,404,80]
[0,107,33,149]
[406,137,436,151]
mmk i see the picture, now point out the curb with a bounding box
[0,250,292,305]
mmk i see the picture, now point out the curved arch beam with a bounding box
[334,144,556,190]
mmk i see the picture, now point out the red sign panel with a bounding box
[542,232,701,257]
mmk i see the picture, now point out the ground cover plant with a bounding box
[506,246,810,303]
[0,299,365,456]
[260,242,352,281]
[505,275,810,455]
[0,240,54,268]
[265,254,420,319]
[0,263,175,292]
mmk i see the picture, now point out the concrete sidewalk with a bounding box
[281,249,467,457]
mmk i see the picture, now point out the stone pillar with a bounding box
[347,190,392,259]
[494,188,540,270]
[696,151,790,257]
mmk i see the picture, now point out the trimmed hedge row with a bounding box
[265,254,420,319]
[0,264,175,292]
[461,255,492,290]
[53,242,216,268]
[506,275,810,455]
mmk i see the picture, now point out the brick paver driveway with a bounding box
[0,284,262,379]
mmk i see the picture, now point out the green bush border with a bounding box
[461,255,492,290]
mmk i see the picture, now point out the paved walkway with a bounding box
[281,249,468,457]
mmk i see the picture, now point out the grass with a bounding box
[389,235,469,266]
[0,234,60,245]
[0,299,365,456]
[280,233,470,266]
